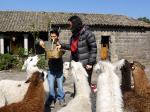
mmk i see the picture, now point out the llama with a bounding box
[58,61,92,112]
[22,55,49,99]
[122,61,150,112]
[95,59,124,112]
[63,62,70,79]
[0,80,29,107]
[120,59,132,92]
[0,71,45,112]
[131,61,150,98]
[123,89,150,112]
[0,55,49,107]
[22,55,40,79]
[123,90,140,112]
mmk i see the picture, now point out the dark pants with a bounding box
[85,67,93,85]
[73,66,93,97]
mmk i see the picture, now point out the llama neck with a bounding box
[75,76,91,97]
[24,82,45,103]
[133,70,150,96]
[43,79,49,98]
[26,66,39,76]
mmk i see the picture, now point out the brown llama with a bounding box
[0,71,45,112]
[131,61,150,98]
[123,61,150,112]
[123,90,138,112]
[123,90,150,112]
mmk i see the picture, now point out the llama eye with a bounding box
[30,58,33,61]
[131,66,135,70]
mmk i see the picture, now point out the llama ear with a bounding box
[35,55,38,58]
[85,72,88,77]
[142,65,145,70]
[99,61,105,72]
[94,63,101,74]
[22,60,27,70]
[113,59,125,70]
[41,72,45,81]
[35,55,39,61]
[25,78,31,83]
[41,72,44,77]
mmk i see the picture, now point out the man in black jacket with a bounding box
[57,15,97,85]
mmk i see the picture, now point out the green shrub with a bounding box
[16,47,28,58]
[37,55,47,69]
[0,53,19,70]
[0,53,48,71]
[14,59,24,71]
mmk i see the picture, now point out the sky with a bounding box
[0,0,150,19]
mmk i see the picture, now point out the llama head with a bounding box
[25,71,45,85]
[94,59,125,74]
[63,62,70,70]
[131,61,145,74]
[40,70,48,80]
[120,59,131,70]
[94,62,102,74]
[22,55,39,70]
[63,62,71,78]
[70,61,88,81]
[95,61,114,73]
[25,70,48,83]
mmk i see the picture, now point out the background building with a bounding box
[0,11,150,70]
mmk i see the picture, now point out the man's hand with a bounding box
[56,41,61,49]
[86,65,92,70]
[56,45,61,49]
[39,40,45,48]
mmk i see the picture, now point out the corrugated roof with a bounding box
[0,11,150,32]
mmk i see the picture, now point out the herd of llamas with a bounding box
[0,55,150,112]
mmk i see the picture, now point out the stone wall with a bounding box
[59,29,71,61]
[59,27,150,73]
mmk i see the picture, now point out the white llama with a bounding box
[95,59,125,112]
[58,61,92,112]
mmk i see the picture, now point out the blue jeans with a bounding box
[47,70,65,102]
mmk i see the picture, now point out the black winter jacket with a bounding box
[61,26,97,66]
